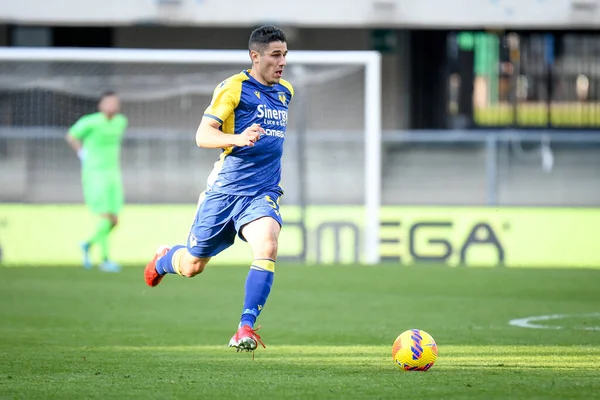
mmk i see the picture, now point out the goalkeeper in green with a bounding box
[66,91,128,272]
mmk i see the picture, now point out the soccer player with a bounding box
[144,25,293,352]
[66,91,128,273]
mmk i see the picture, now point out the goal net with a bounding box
[0,48,381,265]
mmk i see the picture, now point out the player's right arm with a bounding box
[196,119,263,148]
[65,133,83,155]
[196,77,264,149]
[65,115,91,160]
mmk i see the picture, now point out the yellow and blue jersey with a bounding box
[203,70,294,196]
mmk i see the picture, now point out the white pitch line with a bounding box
[509,313,600,331]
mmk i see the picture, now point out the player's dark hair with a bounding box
[99,90,117,102]
[248,25,287,53]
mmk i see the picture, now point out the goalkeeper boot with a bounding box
[80,242,92,269]
[99,260,121,273]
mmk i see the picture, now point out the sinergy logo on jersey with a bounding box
[257,104,288,128]
[256,105,287,138]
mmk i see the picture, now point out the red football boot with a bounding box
[144,246,170,287]
[228,325,266,352]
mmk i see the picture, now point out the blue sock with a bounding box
[240,259,275,328]
[155,245,186,275]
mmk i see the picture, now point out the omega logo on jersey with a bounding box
[256,104,288,128]
[263,129,286,138]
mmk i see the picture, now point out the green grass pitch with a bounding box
[1,265,599,399]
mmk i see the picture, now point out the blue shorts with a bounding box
[186,188,283,258]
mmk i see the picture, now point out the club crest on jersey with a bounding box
[278,92,287,106]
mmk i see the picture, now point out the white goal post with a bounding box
[0,47,382,265]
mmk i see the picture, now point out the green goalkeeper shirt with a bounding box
[69,112,128,174]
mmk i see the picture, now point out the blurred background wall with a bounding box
[1,0,600,208]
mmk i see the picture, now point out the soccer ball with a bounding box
[392,329,438,371]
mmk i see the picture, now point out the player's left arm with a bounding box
[120,115,129,131]
[280,79,295,100]
[119,115,128,143]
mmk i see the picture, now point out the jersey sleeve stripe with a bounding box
[204,114,223,124]
[279,79,294,98]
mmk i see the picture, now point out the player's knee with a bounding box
[103,214,118,228]
[257,238,278,259]
[179,257,208,278]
